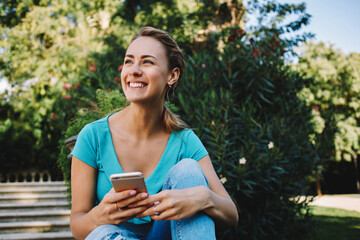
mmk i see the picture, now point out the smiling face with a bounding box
[121,36,177,105]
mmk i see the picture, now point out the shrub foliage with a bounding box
[175,29,318,239]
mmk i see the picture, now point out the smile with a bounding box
[129,82,146,88]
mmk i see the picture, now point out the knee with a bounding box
[170,158,203,177]
[165,158,208,189]
[177,158,201,170]
[85,224,120,240]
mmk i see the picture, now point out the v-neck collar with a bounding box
[105,113,175,182]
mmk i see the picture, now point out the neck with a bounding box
[122,102,167,139]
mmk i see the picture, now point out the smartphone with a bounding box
[110,172,147,193]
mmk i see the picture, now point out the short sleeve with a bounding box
[183,130,208,161]
[71,123,98,169]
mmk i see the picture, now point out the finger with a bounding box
[150,208,178,221]
[136,201,162,218]
[128,194,161,208]
[116,192,149,209]
[115,205,148,219]
[107,190,138,203]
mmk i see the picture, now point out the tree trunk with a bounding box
[354,154,360,193]
[316,173,322,196]
[194,0,246,51]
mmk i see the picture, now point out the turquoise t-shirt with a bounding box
[71,114,208,224]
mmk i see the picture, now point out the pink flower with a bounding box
[314,106,319,111]
[74,82,80,90]
[118,65,123,71]
[253,48,260,57]
[63,95,72,100]
[235,29,245,36]
[89,65,97,71]
[201,64,206,68]
[63,83,72,90]
[50,113,57,120]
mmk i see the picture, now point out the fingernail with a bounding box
[130,190,137,196]
[141,193,148,198]
[154,201,160,206]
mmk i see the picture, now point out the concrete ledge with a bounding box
[0,231,74,240]
[0,201,68,208]
[0,182,66,187]
[0,220,69,228]
[0,209,70,223]
[0,193,67,203]
[0,220,70,234]
[0,187,67,196]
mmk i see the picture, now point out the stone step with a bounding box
[0,186,67,196]
[0,220,70,234]
[0,209,70,223]
[0,201,69,213]
[0,182,67,189]
[0,231,74,240]
[0,193,67,203]
[0,181,73,239]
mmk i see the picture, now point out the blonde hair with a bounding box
[132,26,189,132]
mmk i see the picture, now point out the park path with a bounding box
[310,194,360,213]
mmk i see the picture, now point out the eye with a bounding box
[143,59,154,64]
[124,59,132,64]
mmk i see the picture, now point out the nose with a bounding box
[130,64,143,77]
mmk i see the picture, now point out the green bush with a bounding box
[57,89,129,202]
[175,28,319,239]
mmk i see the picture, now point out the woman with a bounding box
[70,26,238,240]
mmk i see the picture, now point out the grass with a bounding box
[304,206,360,240]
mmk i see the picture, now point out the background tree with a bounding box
[0,0,121,177]
[0,0,248,178]
[295,42,360,193]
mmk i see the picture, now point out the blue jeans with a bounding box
[85,159,216,240]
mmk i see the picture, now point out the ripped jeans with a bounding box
[85,158,216,240]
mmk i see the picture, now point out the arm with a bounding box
[70,157,150,240]
[197,155,239,228]
[70,157,98,240]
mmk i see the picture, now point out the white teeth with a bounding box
[129,82,145,88]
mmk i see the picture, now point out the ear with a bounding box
[167,68,180,86]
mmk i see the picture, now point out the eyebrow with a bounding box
[125,54,157,60]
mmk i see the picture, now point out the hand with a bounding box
[91,188,150,226]
[129,186,210,221]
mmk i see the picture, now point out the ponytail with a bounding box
[163,105,189,132]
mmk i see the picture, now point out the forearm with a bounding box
[199,186,239,228]
[70,207,100,240]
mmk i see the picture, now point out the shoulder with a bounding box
[175,129,196,140]
[175,129,203,144]
[78,115,109,138]
[175,129,208,160]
